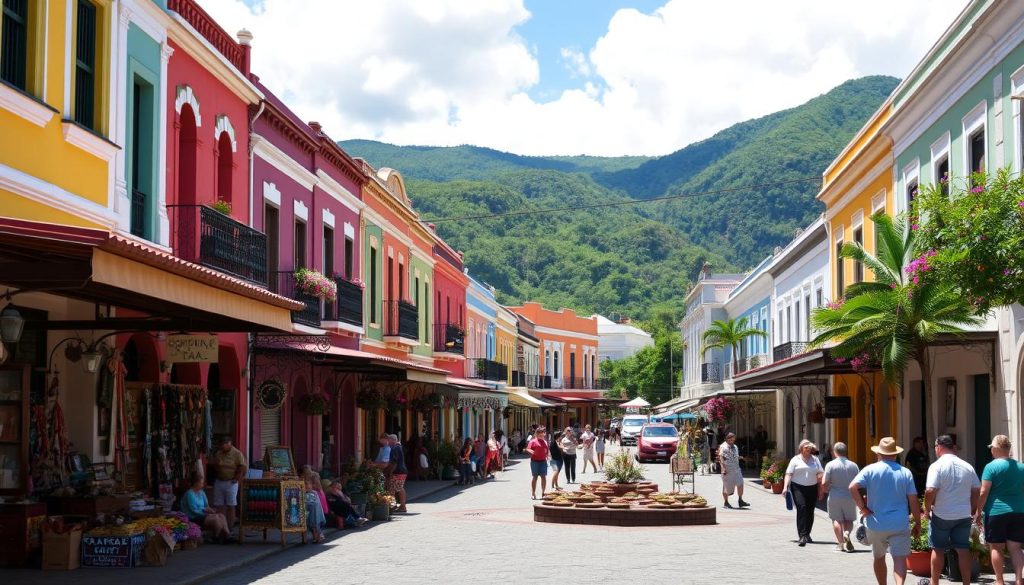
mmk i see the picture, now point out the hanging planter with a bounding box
[298,391,331,416]
[502,406,513,418]
[294,268,337,301]
[356,387,386,411]
[808,403,825,424]
[704,396,734,424]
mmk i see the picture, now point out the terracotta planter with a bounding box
[908,550,931,577]
[763,479,771,489]
[771,482,784,494]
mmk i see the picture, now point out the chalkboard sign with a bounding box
[81,533,145,568]
[824,396,852,419]
[264,445,296,477]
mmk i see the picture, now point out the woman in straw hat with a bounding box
[975,435,1024,585]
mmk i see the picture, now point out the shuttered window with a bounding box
[260,408,280,451]
[74,0,97,129]
[1,0,29,90]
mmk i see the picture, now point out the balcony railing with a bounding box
[773,342,810,362]
[130,189,147,237]
[563,377,589,390]
[324,276,363,326]
[271,271,321,327]
[433,323,465,354]
[701,362,722,384]
[726,353,771,378]
[168,204,268,285]
[469,358,508,382]
[384,300,419,340]
[511,371,541,388]
[540,375,553,389]
[167,0,246,72]
[592,378,612,390]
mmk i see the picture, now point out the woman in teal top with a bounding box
[181,472,232,543]
[975,435,1024,585]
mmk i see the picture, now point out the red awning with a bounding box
[541,391,606,401]
[261,341,450,375]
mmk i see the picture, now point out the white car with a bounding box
[618,414,649,445]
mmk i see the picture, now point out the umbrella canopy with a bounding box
[620,397,651,408]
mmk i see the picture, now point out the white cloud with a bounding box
[203,0,967,156]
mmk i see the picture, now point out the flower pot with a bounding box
[763,479,771,489]
[771,482,784,494]
[371,503,390,521]
[908,550,931,577]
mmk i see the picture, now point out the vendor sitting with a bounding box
[181,471,232,543]
[326,480,368,528]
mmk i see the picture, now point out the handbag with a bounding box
[784,490,793,511]
[855,516,870,546]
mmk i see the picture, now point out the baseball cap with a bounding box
[988,435,1011,450]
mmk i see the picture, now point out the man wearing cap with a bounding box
[923,435,980,585]
[210,435,247,534]
[850,437,922,585]
[976,434,1024,585]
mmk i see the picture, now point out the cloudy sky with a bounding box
[205,0,967,156]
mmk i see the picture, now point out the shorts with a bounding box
[929,515,972,550]
[549,459,563,471]
[721,470,742,495]
[530,460,548,477]
[387,474,407,494]
[213,479,239,506]
[985,512,1024,544]
[827,497,858,523]
[866,527,911,559]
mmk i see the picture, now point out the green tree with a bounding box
[700,317,767,375]
[600,313,683,405]
[810,212,983,444]
[914,168,1024,313]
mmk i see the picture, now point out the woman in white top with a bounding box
[579,425,598,474]
[560,429,579,484]
[783,439,825,546]
[595,430,607,470]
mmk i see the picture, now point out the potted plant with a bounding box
[210,199,232,215]
[766,462,785,493]
[807,403,825,424]
[294,268,337,302]
[369,492,394,521]
[908,514,931,577]
[297,391,331,415]
[604,450,645,487]
[356,387,386,411]
[435,440,459,480]
[760,456,774,488]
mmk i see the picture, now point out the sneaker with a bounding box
[723,502,734,509]
[916,579,930,585]
[844,531,854,552]
[738,499,750,508]
[798,536,807,547]
[834,545,844,553]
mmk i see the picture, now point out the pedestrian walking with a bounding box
[718,432,748,508]
[497,429,509,470]
[922,434,980,585]
[457,438,474,486]
[549,431,565,490]
[525,427,550,499]
[850,437,922,585]
[822,442,860,552]
[473,433,487,479]
[595,429,607,471]
[561,428,579,484]
[784,439,824,546]
[484,432,500,479]
[905,436,930,497]
[975,434,1024,585]
[580,424,598,474]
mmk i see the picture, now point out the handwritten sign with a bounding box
[167,334,219,363]
[81,533,145,568]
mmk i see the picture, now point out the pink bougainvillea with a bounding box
[703,397,734,423]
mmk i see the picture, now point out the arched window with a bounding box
[177,104,197,205]
[216,132,233,205]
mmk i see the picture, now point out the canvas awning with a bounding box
[0,218,302,332]
[508,389,558,408]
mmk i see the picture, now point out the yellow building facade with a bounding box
[816,103,899,465]
[1,0,120,229]
[495,307,518,385]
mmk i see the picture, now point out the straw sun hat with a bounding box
[870,437,904,456]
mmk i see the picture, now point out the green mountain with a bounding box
[340,75,898,319]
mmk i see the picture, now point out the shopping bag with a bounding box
[784,490,793,511]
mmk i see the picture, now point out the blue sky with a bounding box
[518,0,665,102]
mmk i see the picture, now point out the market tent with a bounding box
[620,397,650,409]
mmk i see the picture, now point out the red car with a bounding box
[636,423,679,462]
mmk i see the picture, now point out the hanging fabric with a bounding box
[97,356,115,456]
[113,357,129,475]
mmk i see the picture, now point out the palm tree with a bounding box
[700,317,767,376]
[810,212,983,444]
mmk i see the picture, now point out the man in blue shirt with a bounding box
[850,437,922,585]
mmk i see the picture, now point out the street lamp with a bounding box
[81,348,105,374]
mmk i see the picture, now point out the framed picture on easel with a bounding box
[264,445,297,477]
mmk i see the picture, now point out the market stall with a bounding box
[238,445,307,545]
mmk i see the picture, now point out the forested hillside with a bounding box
[341,76,898,319]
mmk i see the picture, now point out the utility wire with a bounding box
[421,175,821,223]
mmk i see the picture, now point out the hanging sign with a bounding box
[167,334,219,363]
[824,396,852,419]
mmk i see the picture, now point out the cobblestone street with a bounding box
[208,447,880,585]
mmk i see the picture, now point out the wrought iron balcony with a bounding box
[540,375,553,389]
[384,300,419,340]
[773,341,810,362]
[511,371,541,388]
[324,276,363,327]
[271,270,321,327]
[433,323,465,354]
[701,362,722,383]
[592,378,612,390]
[563,377,589,390]
[168,204,268,285]
[469,358,508,382]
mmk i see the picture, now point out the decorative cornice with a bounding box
[0,83,58,127]
[316,169,362,214]
[166,16,262,105]
[252,134,317,191]
[62,120,121,160]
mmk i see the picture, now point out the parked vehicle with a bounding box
[618,414,648,445]
[636,423,679,462]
